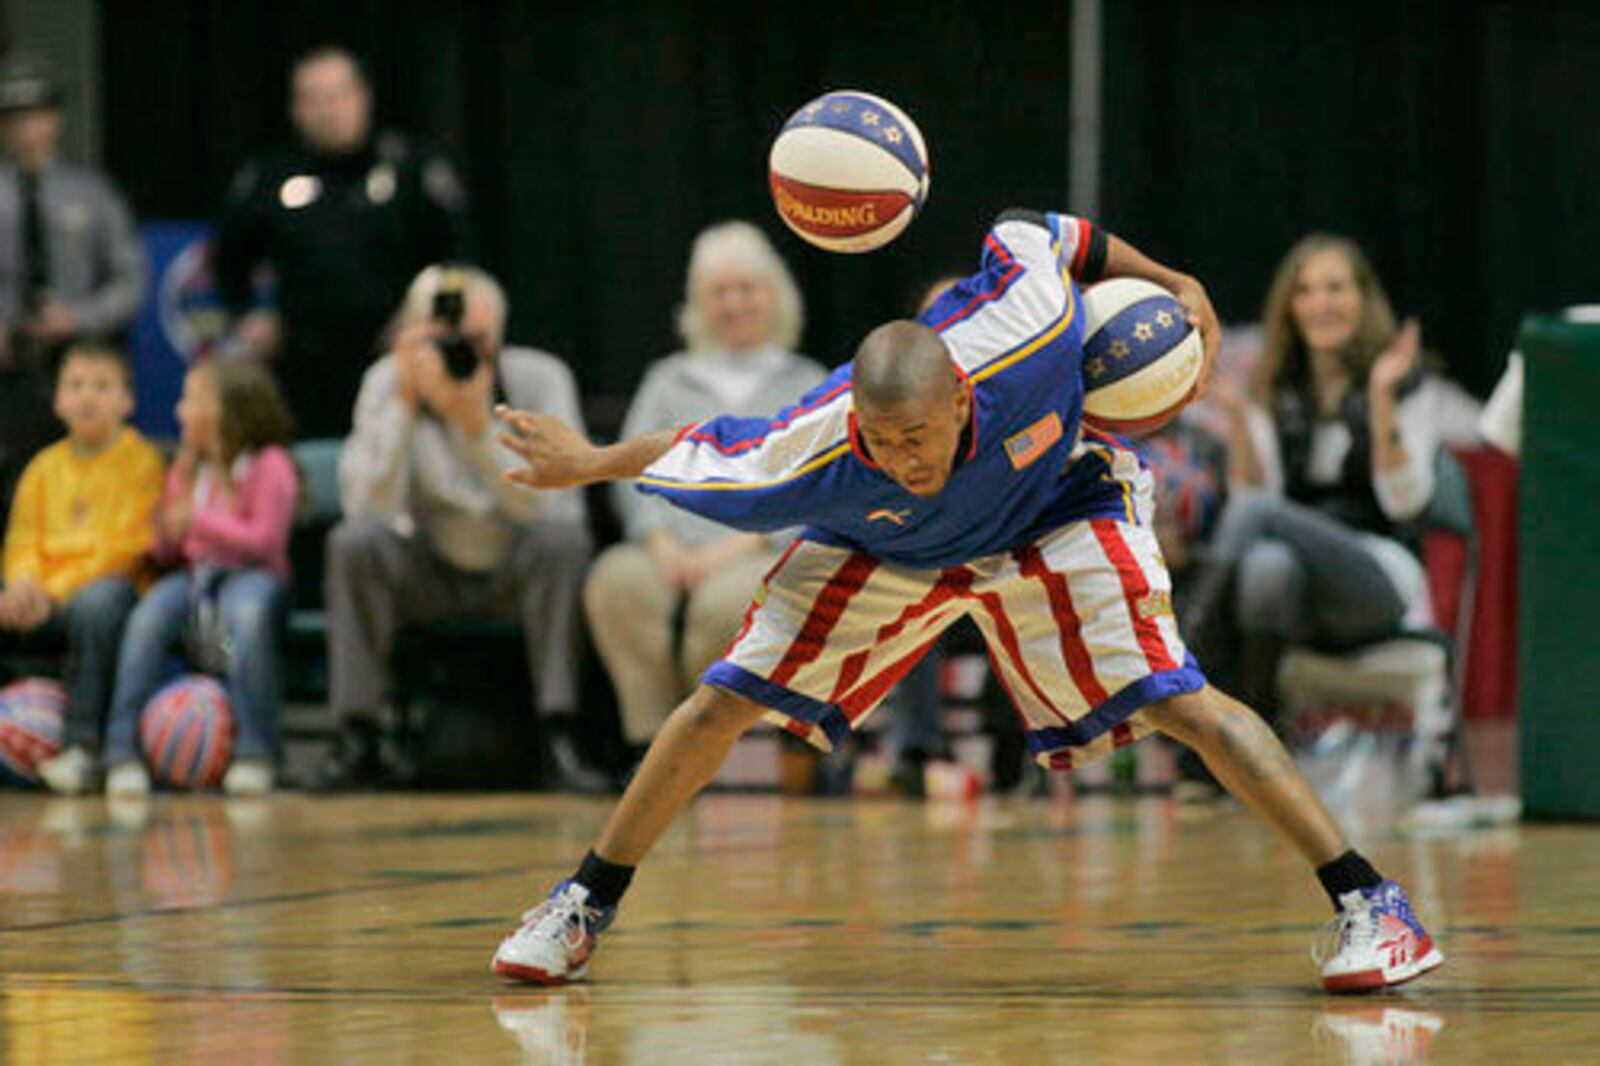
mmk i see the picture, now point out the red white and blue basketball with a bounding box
[139,675,233,789]
[0,678,65,787]
[769,90,930,254]
[1080,278,1205,435]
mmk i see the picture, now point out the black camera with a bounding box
[431,267,481,380]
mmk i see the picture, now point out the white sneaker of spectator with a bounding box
[37,746,96,795]
[105,761,151,797]
[224,759,274,796]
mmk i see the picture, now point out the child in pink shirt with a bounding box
[104,359,300,796]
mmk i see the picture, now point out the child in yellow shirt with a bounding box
[0,344,164,793]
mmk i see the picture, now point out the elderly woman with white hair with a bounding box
[585,222,826,765]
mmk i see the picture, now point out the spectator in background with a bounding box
[103,358,300,797]
[0,56,146,521]
[1183,234,1445,724]
[322,266,598,791]
[2,344,163,794]
[584,222,826,772]
[214,46,475,440]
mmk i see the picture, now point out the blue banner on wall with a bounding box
[129,222,228,440]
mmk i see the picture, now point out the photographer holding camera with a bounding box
[319,264,602,791]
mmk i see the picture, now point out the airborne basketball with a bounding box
[768,90,930,253]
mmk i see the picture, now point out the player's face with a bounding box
[1291,249,1364,355]
[856,383,971,497]
[292,56,372,155]
[54,356,132,449]
[699,265,776,353]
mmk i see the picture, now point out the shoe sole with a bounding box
[1323,946,1445,994]
[491,959,588,986]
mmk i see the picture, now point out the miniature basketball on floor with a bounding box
[1079,277,1205,435]
[0,677,65,787]
[769,89,930,253]
[140,674,233,789]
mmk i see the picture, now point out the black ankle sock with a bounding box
[574,849,634,908]
[1316,850,1383,911]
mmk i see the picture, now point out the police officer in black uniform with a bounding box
[215,46,476,439]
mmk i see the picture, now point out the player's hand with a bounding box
[1171,274,1222,399]
[496,405,603,489]
[1369,318,1421,396]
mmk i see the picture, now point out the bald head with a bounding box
[850,320,970,497]
[853,320,957,410]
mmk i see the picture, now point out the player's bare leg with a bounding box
[1144,685,1346,864]
[1145,684,1444,992]
[593,685,767,865]
[491,685,764,984]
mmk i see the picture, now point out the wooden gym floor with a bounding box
[0,791,1595,1064]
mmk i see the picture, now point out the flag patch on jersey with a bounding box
[1004,412,1063,470]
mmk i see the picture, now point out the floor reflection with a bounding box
[0,792,1590,1065]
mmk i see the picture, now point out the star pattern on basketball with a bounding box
[1088,356,1108,376]
[1155,310,1174,328]
[861,110,880,125]
[803,102,823,117]
[883,127,903,144]
[831,100,852,113]
[1109,339,1132,359]
[1133,321,1154,341]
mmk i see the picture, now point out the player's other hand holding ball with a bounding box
[1170,273,1222,399]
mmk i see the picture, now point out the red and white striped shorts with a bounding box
[703,515,1205,769]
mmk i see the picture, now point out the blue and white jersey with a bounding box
[635,210,1147,570]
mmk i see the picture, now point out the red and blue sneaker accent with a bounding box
[1316,880,1444,993]
[492,880,616,986]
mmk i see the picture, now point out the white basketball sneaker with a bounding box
[1316,880,1444,993]
[105,761,151,798]
[492,881,615,985]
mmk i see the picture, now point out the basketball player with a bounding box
[490,209,1443,994]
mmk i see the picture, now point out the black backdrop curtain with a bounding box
[103,0,1598,415]
[101,0,1076,428]
[1101,0,1600,397]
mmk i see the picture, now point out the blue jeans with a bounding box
[0,576,137,751]
[104,568,289,764]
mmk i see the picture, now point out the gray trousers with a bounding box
[1184,488,1406,676]
[325,517,592,724]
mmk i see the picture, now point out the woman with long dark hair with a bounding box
[1184,234,1444,722]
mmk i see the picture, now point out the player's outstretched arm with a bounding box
[496,404,680,490]
[1102,233,1222,396]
